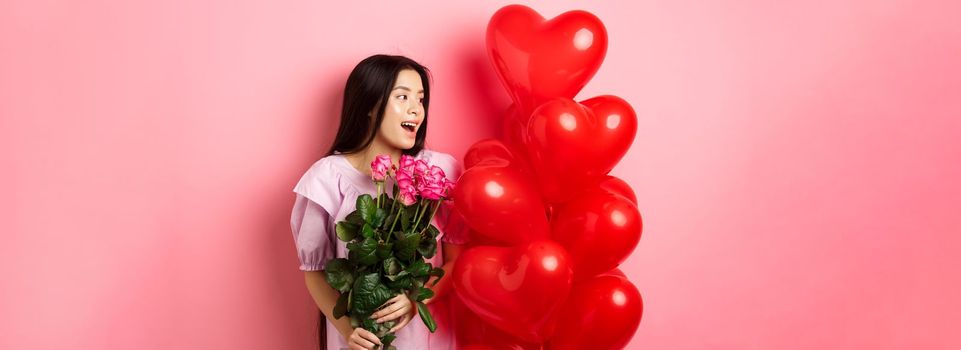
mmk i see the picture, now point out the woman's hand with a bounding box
[346,327,382,350]
[372,293,416,333]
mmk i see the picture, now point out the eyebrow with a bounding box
[392,86,424,93]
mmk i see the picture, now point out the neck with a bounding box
[347,140,403,175]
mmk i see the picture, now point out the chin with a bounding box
[390,139,416,150]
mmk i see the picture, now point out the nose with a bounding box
[408,102,423,116]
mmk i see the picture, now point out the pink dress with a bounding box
[290,149,468,350]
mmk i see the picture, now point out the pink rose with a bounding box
[398,191,417,206]
[428,165,446,181]
[418,165,449,200]
[420,182,445,200]
[396,170,418,205]
[399,155,416,173]
[370,155,392,181]
[396,169,415,191]
[414,159,429,177]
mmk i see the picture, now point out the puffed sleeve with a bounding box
[437,200,470,245]
[290,193,336,271]
[432,152,470,245]
[291,158,344,271]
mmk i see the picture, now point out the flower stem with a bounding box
[420,200,443,235]
[413,199,428,231]
[387,200,402,241]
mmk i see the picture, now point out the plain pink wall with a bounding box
[2,0,959,349]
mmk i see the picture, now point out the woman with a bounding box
[290,54,468,350]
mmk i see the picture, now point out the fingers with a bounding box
[389,313,413,333]
[371,301,399,320]
[376,304,412,323]
[371,295,401,319]
[348,328,381,349]
[374,296,412,323]
[372,294,411,321]
[380,294,405,308]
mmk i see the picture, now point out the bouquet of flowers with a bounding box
[323,154,455,349]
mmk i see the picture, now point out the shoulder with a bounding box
[419,148,455,163]
[292,155,348,210]
[297,155,341,185]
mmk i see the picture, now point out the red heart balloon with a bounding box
[599,268,628,279]
[453,163,549,245]
[453,240,573,343]
[501,104,528,154]
[452,296,544,350]
[553,175,639,208]
[464,138,517,169]
[546,274,643,350]
[462,346,499,350]
[487,4,608,115]
[595,175,638,205]
[551,190,642,281]
[525,96,637,203]
[466,136,537,181]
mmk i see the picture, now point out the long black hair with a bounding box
[326,54,431,157]
[316,54,431,349]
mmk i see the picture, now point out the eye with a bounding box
[397,94,408,101]
[418,97,424,104]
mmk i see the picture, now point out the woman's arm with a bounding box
[306,271,404,349]
[425,242,463,304]
[304,271,355,337]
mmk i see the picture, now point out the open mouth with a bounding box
[401,121,418,133]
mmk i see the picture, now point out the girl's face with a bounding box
[374,69,425,151]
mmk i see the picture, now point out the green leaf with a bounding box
[323,258,355,293]
[361,223,376,239]
[429,267,445,287]
[381,333,397,350]
[407,259,431,278]
[400,205,416,231]
[385,270,410,282]
[417,235,437,258]
[384,213,397,231]
[351,273,394,316]
[382,257,401,277]
[385,273,413,289]
[373,208,387,228]
[426,225,440,240]
[395,231,421,262]
[357,194,378,223]
[376,242,393,260]
[413,287,434,302]
[346,210,364,225]
[416,302,437,332]
[335,222,359,242]
[333,290,350,318]
[347,238,379,266]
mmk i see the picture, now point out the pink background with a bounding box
[2,0,959,349]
